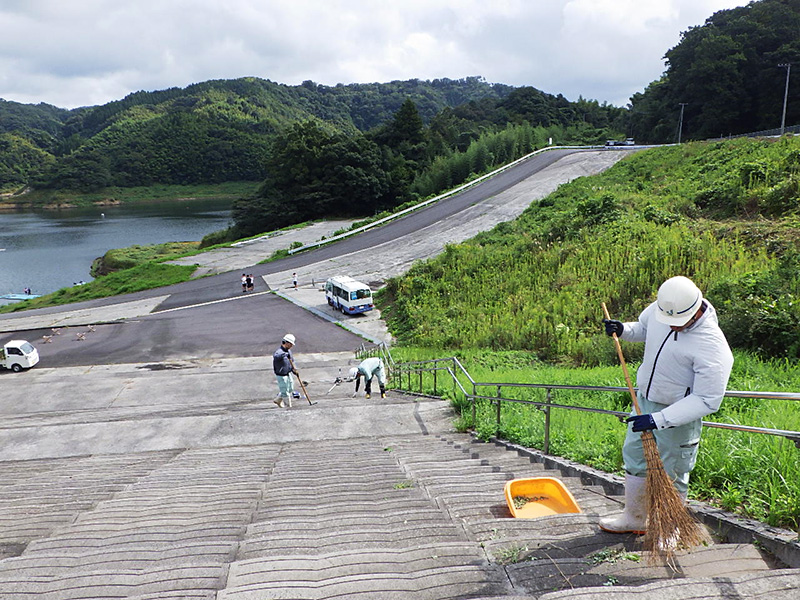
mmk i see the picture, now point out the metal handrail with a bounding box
[392,357,800,451]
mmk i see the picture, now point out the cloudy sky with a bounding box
[0,0,750,110]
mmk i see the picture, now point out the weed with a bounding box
[495,545,529,565]
[589,547,641,565]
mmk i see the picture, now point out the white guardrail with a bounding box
[286,143,619,255]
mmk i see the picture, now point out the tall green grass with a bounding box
[379,137,800,362]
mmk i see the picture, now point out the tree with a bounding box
[232,121,396,236]
[631,0,800,142]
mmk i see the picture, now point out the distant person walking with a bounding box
[349,356,387,399]
[273,334,297,408]
[247,274,254,292]
[292,272,298,289]
[241,274,247,293]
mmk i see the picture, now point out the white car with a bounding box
[0,340,39,372]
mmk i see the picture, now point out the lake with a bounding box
[0,198,233,300]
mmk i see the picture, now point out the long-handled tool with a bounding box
[325,368,343,394]
[288,357,316,406]
[327,377,343,394]
[602,302,708,563]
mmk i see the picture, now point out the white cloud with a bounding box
[0,0,750,109]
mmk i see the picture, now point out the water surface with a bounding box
[0,198,232,299]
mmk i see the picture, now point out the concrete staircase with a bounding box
[0,386,797,599]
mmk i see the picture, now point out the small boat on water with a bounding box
[0,294,42,300]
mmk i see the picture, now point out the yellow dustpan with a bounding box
[504,477,582,518]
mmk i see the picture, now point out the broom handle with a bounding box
[602,302,642,416]
[288,357,314,405]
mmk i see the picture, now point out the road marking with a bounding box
[154,290,273,314]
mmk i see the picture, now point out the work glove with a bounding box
[603,319,624,337]
[627,413,657,432]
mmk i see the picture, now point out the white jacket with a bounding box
[621,300,733,429]
[358,357,386,381]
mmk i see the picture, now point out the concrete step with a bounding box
[0,564,225,600]
[0,542,236,576]
[537,567,800,600]
[220,543,512,600]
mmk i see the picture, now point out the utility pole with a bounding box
[779,63,791,136]
[677,103,688,143]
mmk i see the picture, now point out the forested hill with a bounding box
[630,0,800,143]
[0,76,628,195]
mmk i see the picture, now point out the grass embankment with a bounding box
[381,137,800,531]
[0,181,257,209]
[380,137,800,361]
[90,241,201,276]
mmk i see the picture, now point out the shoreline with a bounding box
[0,181,257,211]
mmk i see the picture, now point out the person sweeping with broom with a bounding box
[600,276,733,539]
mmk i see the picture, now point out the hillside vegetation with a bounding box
[0,77,626,197]
[380,136,800,363]
[631,0,800,143]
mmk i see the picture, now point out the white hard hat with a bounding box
[349,367,359,379]
[282,333,296,345]
[655,276,703,326]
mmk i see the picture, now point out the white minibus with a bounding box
[325,276,374,315]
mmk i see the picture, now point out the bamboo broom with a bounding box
[602,302,710,563]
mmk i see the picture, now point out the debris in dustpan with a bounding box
[513,495,549,510]
[505,477,581,518]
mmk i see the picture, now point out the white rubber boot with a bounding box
[599,474,647,534]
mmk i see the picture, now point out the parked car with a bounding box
[0,340,39,372]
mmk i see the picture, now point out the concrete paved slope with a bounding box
[0,404,793,598]
[0,354,796,599]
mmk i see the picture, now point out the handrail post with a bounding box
[544,388,552,455]
[419,369,423,394]
[472,378,478,429]
[496,385,502,435]
[433,367,437,396]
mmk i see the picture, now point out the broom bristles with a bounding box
[640,431,711,563]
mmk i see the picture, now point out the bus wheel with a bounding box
[341,305,347,315]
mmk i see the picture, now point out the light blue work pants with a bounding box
[276,374,294,398]
[622,393,702,495]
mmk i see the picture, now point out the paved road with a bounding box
[1,292,365,368]
[0,147,627,369]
